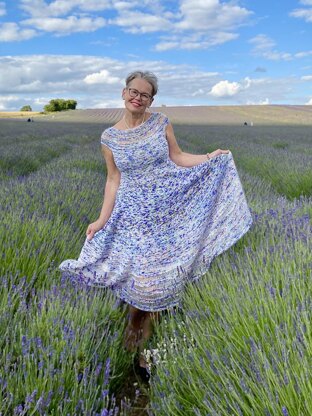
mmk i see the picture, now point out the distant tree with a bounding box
[20,105,32,112]
[44,99,77,112]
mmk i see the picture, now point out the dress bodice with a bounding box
[100,112,170,175]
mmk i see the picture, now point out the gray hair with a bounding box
[125,71,158,97]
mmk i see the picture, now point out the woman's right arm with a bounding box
[86,145,121,241]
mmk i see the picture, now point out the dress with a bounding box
[59,112,252,311]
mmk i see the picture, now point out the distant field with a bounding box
[1,105,312,125]
[0,111,41,118]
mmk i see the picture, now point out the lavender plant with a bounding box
[1,119,311,415]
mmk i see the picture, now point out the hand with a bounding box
[207,149,230,159]
[86,219,105,241]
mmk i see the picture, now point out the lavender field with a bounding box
[0,117,311,415]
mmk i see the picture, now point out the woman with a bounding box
[59,71,252,380]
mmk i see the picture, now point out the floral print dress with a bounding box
[59,112,252,311]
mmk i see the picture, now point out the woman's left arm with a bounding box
[166,122,229,167]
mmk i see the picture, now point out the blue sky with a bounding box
[0,0,312,110]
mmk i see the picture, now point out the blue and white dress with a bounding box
[59,112,252,311]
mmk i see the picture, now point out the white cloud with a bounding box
[249,34,312,61]
[0,22,37,42]
[111,11,172,33]
[112,0,253,49]
[290,8,312,22]
[0,95,21,110]
[22,16,106,35]
[0,55,303,109]
[0,0,253,49]
[294,50,312,58]
[176,0,252,31]
[84,69,122,85]
[249,34,292,61]
[305,98,312,104]
[155,32,238,51]
[0,1,6,16]
[209,77,253,98]
[209,80,242,97]
[302,75,312,80]
[246,98,270,105]
[20,0,111,18]
[290,0,312,22]
[249,34,276,51]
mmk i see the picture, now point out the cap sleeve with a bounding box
[100,129,113,150]
[157,112,170,128]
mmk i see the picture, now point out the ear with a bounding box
[122,88,126,99]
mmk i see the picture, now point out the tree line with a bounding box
[20,99,77,112]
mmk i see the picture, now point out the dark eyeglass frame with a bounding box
[126,88,153,102]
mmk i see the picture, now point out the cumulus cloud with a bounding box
[209,80,242,97]
[0,22,37,42]
[0,0,253,49]
[209,78,253,98]
[151,0,252,50]
[20,0,111,18]
[111,10,172,33]
[84,69,122,85]
[0,55,220,109]
[176,0,252,31]
[155,32,238,51]
[0,95,21,110]
[0,55,302,110]
[290,0,312,22]
[22,16,106,35]
[306,98,312,104]
[301,75,312,80]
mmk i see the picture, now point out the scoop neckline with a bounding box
[110,112,155,132]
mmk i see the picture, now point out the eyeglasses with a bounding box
[126,88,152,102]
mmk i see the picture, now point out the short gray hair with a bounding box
[125,71,158,97]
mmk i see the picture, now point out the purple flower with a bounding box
[282,406,289,416]
[104,358,111,386]
[26,389,38,404]
[102,389,109,398]
[95,362,103,377]
[14,404,24,415]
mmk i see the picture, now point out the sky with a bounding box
[0,0,312,110]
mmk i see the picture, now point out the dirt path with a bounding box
[115,365,151,415]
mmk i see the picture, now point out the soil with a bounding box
[115,364,152,416]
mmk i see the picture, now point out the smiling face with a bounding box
[122,77,154,115]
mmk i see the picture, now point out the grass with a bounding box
[0,119,311,415]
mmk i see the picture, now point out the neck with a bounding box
[123,112,146,129]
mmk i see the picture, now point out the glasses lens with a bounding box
[128,88,150,101]
[141,93,150,101]
[128,88,137,98]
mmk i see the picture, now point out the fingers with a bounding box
[209,149,230,158]
[86,227,95,241]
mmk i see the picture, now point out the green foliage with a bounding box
[0,120,311,414]
[44,98,77,112]
[20,105,32,112]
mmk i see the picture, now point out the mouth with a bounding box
[129,100,142,107]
